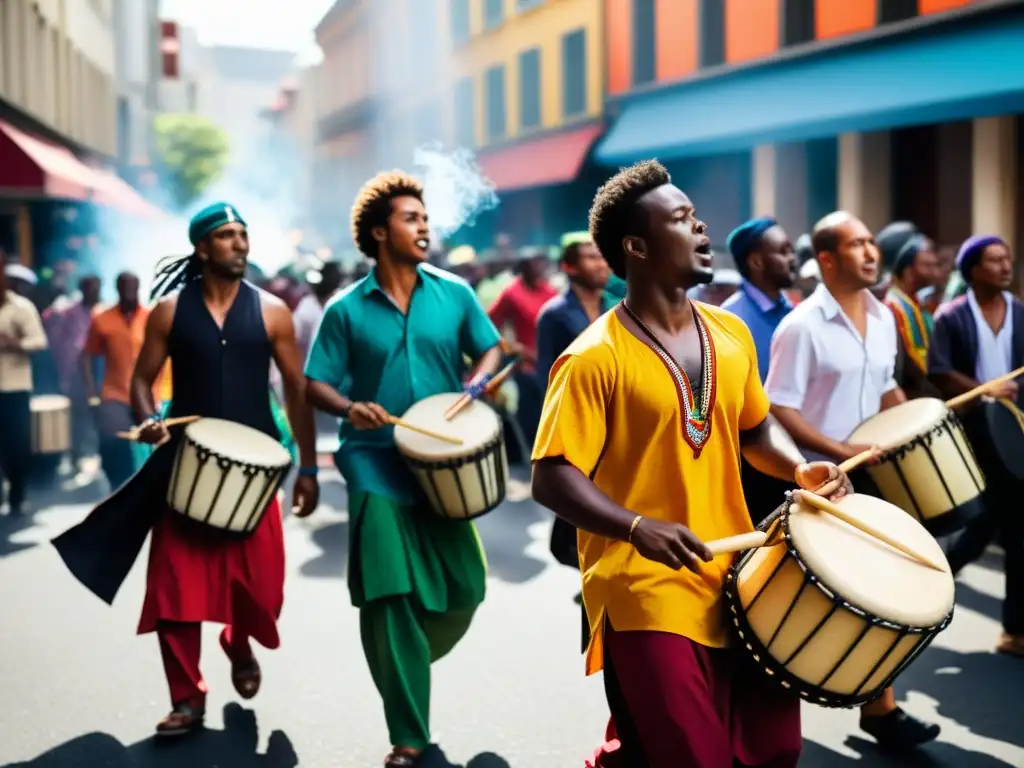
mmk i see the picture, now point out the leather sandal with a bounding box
[384,748,422,766]
[155,700,205,737]
[220,627,262,699]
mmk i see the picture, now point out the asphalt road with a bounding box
[1,466,1022,768]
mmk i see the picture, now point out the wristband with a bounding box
[297,466,319,478]
[627,515,643,543]
[463,375,491,399]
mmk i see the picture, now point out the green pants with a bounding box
[361,597,476,749]
[347,490,487,749]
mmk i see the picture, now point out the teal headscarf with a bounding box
[188,202,247,246]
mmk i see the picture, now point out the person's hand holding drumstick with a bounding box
[346,401,393,430]
[136,416,170,446]
[794,460,854,502]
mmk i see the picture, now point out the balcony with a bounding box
[317,96,378,143]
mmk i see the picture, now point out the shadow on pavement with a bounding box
[0,475,106,559]
[800,737,1018,767]
[955,581,1003,624]
[6,704,297,768]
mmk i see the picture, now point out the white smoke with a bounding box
[413,143,499,241]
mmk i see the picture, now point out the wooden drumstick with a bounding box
[945,364,1024,409]
[838,446,884,474]
[444,360,518,421]
[705,531,769,556]
[791,489,947,572]
[387,416,464,446]
[116,415,201,440]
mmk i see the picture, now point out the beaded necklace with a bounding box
[622,301,718,458]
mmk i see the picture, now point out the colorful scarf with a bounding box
[886,285,933,372]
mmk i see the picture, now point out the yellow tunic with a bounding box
[533,304,770,675]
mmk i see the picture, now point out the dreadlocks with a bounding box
[150,252,203,300]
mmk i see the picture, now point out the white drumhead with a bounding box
[184,418,291,468]
[31,395,70,412]
[395,393,501,460]
[788,493,954,627]
[848,398,949,447]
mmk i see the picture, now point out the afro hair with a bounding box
[350,170,425,259]
[588,160,671,279]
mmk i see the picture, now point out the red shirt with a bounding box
[487,277,557,372]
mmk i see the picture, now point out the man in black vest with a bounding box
[54,203,319,736]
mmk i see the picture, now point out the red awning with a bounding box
[477,123,604,193]
[0,120,166,218]
[0,120,96,200]
[89,169,167,220]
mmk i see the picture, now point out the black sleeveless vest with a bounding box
[167,279,279,440]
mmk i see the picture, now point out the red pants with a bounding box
[158,621,254,706]
[594,624,802,768]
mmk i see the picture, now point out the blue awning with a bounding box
[596,6,1024,164]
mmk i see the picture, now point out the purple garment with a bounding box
[43,301,95,394]
[929,294,1024,408]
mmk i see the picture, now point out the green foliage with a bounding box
[154,114,230,210]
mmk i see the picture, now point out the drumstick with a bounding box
[444,361,518,421]
[838,446,884,474]
[116,415,201,440]
[791,490,947,572]
[705,531,769,556]
[387,416,464,446]
[945,364,1024,409]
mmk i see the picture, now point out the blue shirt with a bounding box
[535,287,620,386]
[305,263,502,502]
[720,281,793,382]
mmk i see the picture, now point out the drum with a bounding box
[30,394,71,454]
[846,398,985,536]
[724,493,955,708]
[394,393,508,520]
[981,397,1024,481]
[167,418,292,535]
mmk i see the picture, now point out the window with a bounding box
[454,76,475,147]
[519,48,541,130]
[410,0,437,76]
[484,64,506,140]
[781,0,815,47]
[450,0,470,44]
[632,0,655,86]
[562,29,587,118]
[699,0,725,68]
[517,0,544,10]
[484,0,504,30]
[878,0,918,24]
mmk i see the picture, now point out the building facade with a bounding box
[0,0,157,267]
[113,0,160,174]
[447,0,606,247]
[598,0,1023,274]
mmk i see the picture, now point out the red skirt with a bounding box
[138,496,285,650]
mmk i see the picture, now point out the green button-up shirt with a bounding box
[305,263,502,503]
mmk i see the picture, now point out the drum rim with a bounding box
[396,395,503,461]
[182,428,293,473]
[723,497,954,709]
[856,411,969,463]
[403,432,508,521]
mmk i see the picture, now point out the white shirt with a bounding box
[966,288,1013,383]
[765,283,898,462]
[0,291,47,392]
[293,293,325,361]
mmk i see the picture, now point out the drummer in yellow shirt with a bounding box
[532,160,853,768]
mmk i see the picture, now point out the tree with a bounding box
[153,114,230,210]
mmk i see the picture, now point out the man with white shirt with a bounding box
[928,234,1023,658]
[765,211,941,750]
[0,262,48,515]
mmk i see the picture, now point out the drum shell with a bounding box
[402,432,509,520]
[30,395,71,454]
[852,411,985,536]
[970,399,1024,482]
[724,501,953,709]
[167,428,290,537]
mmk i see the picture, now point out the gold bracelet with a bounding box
[627,514,643,543]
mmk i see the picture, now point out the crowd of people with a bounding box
[0,158,1018,767]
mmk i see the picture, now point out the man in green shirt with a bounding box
[305,171,504,767]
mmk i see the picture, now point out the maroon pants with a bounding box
[599,624,802,768]
[158,621,254,706]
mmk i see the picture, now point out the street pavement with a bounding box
[0,465,1022,768]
